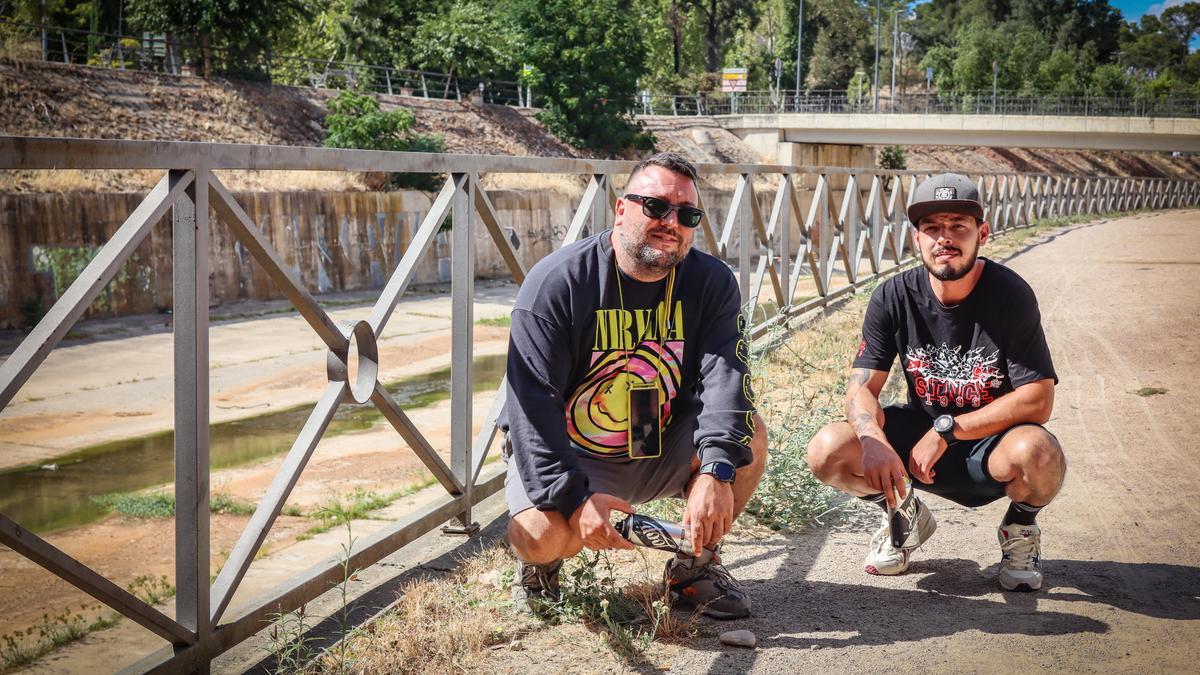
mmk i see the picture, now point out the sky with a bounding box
[1112,1,1189,20]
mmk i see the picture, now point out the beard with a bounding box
[923,244,978,281]
[618,227,688,273]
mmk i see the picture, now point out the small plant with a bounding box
[323,90,446,191]
[0,605,115,671]
[267,604,314,674]
[210,493,256,516]
[127,575,176,606]
[879,145,907,171]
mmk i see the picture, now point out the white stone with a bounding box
[719,629,757,648]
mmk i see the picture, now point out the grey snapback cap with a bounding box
[907,173,984,225]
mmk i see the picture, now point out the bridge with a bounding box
[0,135,1196,672]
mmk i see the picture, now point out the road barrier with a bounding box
[0,135,1196,672]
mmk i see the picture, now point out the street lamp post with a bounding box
[890,9,898,113]
[795,0,804,110]
[873,0,881,113]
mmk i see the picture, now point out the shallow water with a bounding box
[0,353,507,534]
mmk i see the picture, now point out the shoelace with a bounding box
[1000,535,1040,571]
[522,562,560,590]
[694,557,740,591]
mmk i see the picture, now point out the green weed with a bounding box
[476,315,512,327]
[127,575,175,606]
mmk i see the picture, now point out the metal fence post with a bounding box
[172,169,211,665]
[738,175,752,316]
[444,172,479,534]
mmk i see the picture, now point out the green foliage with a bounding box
[805,0,870,90]
[0,605,117,671]
[323,90,446,191]
[90,491,175,518]
[127,575,176,606]
[126,0,308,62]
[1090,63,1134,97]
[210,493,256,516]
[410,2,515,86]
[878,145,906,171]
[509,0,653,154]
[89,491,256,518]
[680,0,759,72]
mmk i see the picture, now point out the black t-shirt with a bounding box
[852,258,1057,418]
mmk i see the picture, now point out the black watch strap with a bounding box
[700,461,737,483]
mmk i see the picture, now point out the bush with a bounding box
[323,90,446,191]
[879,145,907,171]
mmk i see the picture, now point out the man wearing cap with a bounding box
[500,151,768,618]
[805,172,1064,591]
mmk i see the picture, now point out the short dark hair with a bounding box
[627,152,698,185]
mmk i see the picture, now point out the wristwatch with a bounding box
[700,461,737,484]
[933,414,957,444]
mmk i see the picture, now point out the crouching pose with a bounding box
[500,153,768,618]
[807,173,1065,591]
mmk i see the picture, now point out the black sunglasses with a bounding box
[623,194,705,228]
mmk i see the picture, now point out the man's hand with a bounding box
[683,475,735,556]
[908,428,947,484]
[861,436,908,508]
[569,493,635,551]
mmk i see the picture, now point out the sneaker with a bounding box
[665,546,751,620]
[512,559,562,614]
[997,523,1043,592]
[864,495,936,576]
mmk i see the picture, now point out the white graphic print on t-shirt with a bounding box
[904,343,1003,409]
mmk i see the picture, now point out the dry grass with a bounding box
[306,545,531,674]
[477,172,589,196]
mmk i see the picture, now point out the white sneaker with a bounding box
[864,496,937,576]
[997,523,1043,591]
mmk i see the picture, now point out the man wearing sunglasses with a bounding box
[500,152,768,619]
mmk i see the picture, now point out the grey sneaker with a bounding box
[512,559,562,614]
[997,522,1043,592]
[665,546,751,620]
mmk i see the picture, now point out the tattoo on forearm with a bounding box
[848,401,876,436]
[845,369,876,436]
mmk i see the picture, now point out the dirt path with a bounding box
[637,209,1200,672]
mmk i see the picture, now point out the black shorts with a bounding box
[882,405,1049,508]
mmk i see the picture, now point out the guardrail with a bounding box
[0,19,527,105]
[639,90,1200,119]
[0,135,1196,672]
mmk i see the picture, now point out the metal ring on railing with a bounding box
[326,320,379,404]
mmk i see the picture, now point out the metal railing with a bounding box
[0,20,526,105]
[639,90,1200,119]
[0,135,1196,672]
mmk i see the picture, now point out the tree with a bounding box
[411,2,516,96]
[127,0,307,52]
[680,0,759,73]
[323,90,446,191]
[805,0,870,90]
[1089,62,1133,96]
[1120,13,1188,77]
[1162,2,1200,51]
[509,0,653,154]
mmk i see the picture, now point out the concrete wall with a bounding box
[0,189,582,329]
